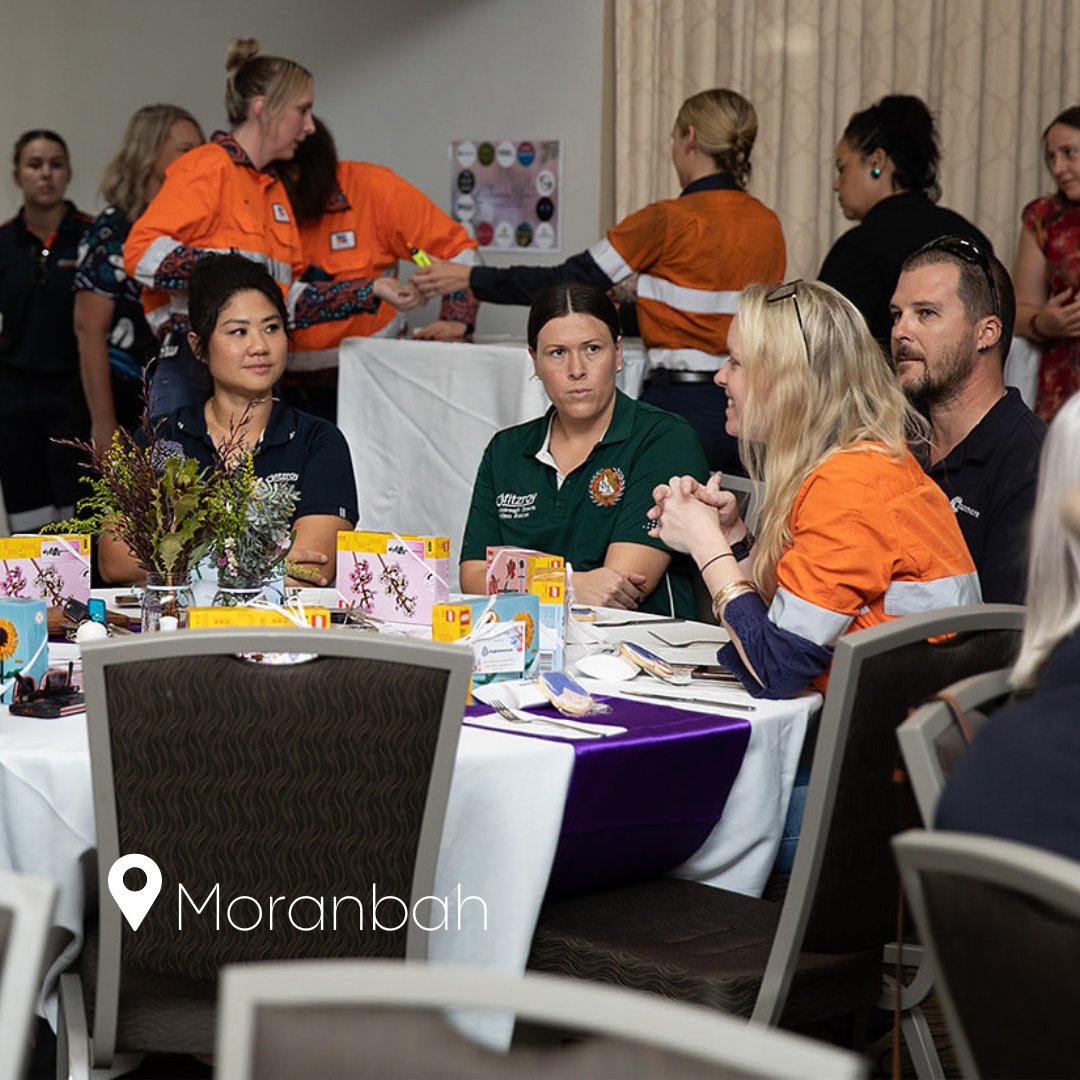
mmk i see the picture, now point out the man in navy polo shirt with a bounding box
[890,237,1045,603]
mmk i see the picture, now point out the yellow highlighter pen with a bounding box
[407,244,432,268]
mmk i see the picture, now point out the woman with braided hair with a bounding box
[413,89,785,472]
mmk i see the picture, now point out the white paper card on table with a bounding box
[471,621,526,674]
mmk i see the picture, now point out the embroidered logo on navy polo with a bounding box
[272,203,291,223]
[588,467,625,508]
[496,491,538,520]
[330,230,357,251]
[950,495,981,520]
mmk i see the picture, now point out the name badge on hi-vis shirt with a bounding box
[330,230,357,251]
[272,203,291,223]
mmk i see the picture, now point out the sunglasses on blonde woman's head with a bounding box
[765,279,809,359]
[917,235,1000,319]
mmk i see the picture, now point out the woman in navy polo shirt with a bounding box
[98,254,357,586]
[0,130,92,528]
[460,283,708,617]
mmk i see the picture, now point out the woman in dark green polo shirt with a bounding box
[460,283,708,616]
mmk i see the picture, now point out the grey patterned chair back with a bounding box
[896,830,1080,1079]
[795,609,1023,958]
[215,960,866,1079]
[78,628,471,1065]
[0,870,57,1078]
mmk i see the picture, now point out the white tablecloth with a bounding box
[0,618,816,1037]
[335,337,647,589]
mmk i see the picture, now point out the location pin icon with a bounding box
[108,854,163,931]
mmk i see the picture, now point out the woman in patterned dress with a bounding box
[74,105,204,448]
[1015,105,1080,421]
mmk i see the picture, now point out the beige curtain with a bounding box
[614,0,1080,279]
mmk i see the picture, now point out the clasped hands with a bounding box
[647,474,743,564]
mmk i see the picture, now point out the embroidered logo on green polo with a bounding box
[496,492,538,520]
[588,467,625,508]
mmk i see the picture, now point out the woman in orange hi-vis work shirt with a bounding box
[648,280,981,701]
[413,89,785,474]
[124,38,420,416]
[278,117,479,419]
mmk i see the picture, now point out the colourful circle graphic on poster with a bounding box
[454,193,476,220]
[455,141,477,169]
[535,169,556,197]
[450,139,561,251]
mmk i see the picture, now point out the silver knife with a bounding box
[621,689,756,712]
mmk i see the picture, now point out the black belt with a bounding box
[645,369,718,385]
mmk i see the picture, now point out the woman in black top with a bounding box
[0,130,91,525]
[818,95,990,349]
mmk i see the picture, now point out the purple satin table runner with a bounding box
[465,695,751,900]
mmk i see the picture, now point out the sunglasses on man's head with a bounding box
[917,235,1000,319]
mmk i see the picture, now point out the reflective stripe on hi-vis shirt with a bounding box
[768,588,854,648]
[450,248,478,266]
[637,274,742,315]
[883,573,982,616]
[588,238,634,283]
[135,238,292,290]
[286,281,308,318]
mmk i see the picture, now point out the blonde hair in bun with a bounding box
[224,36,312,127]
[676,89,757,189]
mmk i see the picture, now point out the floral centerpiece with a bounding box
[208,454,297,604]
[53,406,295,625]
[55,427,222,580]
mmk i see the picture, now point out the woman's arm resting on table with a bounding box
[285,515,352,587]
[459,560,487,595]
[74,291,121,451]
[572,543,671,610]
[97,526,145,586]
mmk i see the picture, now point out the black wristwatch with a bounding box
[730,530,755,562]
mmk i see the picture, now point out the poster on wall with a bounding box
[450,139,561,252]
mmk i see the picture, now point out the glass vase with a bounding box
[142,570,194,632]
[211,575,270,608]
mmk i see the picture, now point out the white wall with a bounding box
[0,0,612,335]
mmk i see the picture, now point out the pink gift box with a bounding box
[0,535,91,605]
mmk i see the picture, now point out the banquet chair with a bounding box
[58,627,472,1077]
[718,473,765,536]
[896,667,1014,827]
[894,829,1080,1079]
[0,870,57,1078]
[527,605,1024,1052]
[214,959,867,1079]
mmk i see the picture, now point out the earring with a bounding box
[870,166,882,179]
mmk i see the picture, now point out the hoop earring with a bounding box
[870,166,882,179]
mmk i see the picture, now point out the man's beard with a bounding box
[895,341,975,409]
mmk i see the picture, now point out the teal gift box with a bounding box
[0,597,49,704]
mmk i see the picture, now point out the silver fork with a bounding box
[489,698,604,738]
